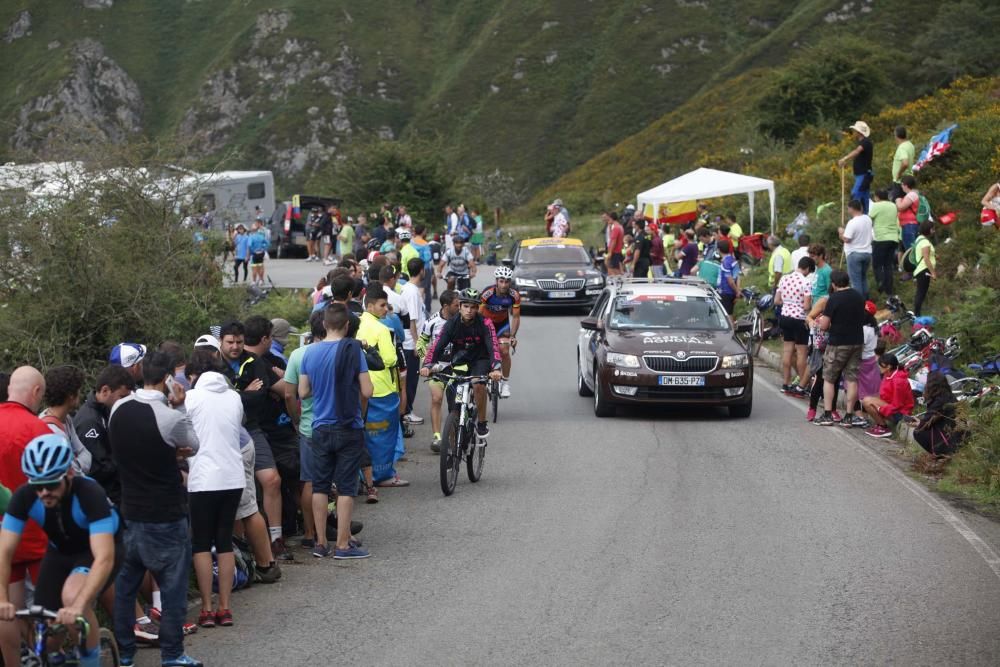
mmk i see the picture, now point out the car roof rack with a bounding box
[610,275,716,292]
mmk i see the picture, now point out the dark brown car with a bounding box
[576,278,754,418]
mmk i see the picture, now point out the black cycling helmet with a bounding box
[366,238,381,250]
[457,288,480,304]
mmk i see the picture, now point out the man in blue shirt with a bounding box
[230,224,251,283]
[718,239,741,315]
[298,304,373,560]
[248,222,269,287]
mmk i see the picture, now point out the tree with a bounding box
[460,169,526,228]
[757,37,886,143]
[322,135,454,227]
[0,140,241,373]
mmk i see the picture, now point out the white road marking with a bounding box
[756,371,1000,581]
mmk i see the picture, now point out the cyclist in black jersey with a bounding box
[0,434,121,667]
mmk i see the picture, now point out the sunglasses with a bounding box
[32,477,65,492]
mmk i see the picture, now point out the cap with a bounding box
[864,300,877,315]
[848,121,871,137]
[625,204,636,210]
[194,334,221,351]
[270,318,298,345]
[109,343,147,368]
[552,198,563,207]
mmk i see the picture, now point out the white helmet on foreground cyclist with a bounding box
[494,266,513,281]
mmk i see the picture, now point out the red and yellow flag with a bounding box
[642,200,697,225]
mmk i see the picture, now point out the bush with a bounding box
[0,144,241,375]
[939,405,1000,507]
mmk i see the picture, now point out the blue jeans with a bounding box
[851,173,872,213]
[901,223,918,250]
[846,252,872,298]
[114,519,191,662]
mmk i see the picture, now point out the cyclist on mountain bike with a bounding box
[0,434,122,667]
[420,288,502,438]
[480,266,520,398]
[438,235,477,291]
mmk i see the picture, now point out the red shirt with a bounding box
[878,370,915,417]
[0,402,50,562]
[608,223,624,254]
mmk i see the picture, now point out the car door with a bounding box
[580,289,611,387]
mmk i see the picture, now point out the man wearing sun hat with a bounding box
[837,120,875,214]
[109,343,147,389]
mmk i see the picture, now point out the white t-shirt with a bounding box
[862,324,878,360]
[790,246,809,272]
[776,271,811,320]
[185,372,246,492]
[843,214,873,255]
[551,211,569,238]
[399,281,425,350]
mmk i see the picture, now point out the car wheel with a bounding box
[729,397,752,418]
[577,349,593,397]
[593,364,615,417]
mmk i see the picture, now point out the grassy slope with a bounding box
[0,0,919,196]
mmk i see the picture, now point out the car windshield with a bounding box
[517,245,590,265]
[609,294,730,331]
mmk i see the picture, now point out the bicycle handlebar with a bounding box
[16,606,89,632]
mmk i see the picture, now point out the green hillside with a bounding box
[4,0,993,199]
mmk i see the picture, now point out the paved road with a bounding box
[139,261,1000,665]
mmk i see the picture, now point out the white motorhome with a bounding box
[182,170,276,230]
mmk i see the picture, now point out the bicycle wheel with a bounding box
[750,310,763,358]
[440,410,462,496]
[490,380,500,424]
[467,435,486,482]
[99,627,120,667]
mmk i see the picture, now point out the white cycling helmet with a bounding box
[396,227,411,241]
[494,266,513,280]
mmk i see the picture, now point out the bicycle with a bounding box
[487,376,500,424]
[429,364,488,496]
[15,605,120,667]
[736,287,765,357]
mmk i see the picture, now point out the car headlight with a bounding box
[515,278,537,288]
[721,354,749,369]
[606,352,641,368]
[586,276,604,286]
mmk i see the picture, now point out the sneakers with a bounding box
[814,411,836,426]
[148,608,198,635]
[312,542,334,558]
[403,413,424,424]
[476,421,489,438]
[197,610,215,628]
[500,380,511,398]
[792,385,809,399]
[430,434,442,453]
[334,545,371,559]
[255,562,282,583]
[134,618,159,645]
[831,410,842,422]
[300,537,316,549]
[402,422,415,438]
[366,485,379,504]
[271,537,294,562]
[840,415,869,429]
[806,408,816,422]
[865,424,893,438]
[162,655,204,667]
[215,609,233,627]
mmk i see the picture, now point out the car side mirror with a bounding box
[580,317,603,331]
[501,258,513,268]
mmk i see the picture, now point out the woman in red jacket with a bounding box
[861,353,915,438]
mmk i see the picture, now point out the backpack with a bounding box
[916,193,933,223]
[899,243,918,273]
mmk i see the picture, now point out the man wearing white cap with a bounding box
[838,120,874,214]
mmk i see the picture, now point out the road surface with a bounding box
[138,260,1000,665]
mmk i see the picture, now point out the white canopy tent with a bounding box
[636,167,776,234]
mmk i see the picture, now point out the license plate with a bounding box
[658,376,705,386]
[548,290,576,298]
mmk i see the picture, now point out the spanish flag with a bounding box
[642,200,697,225]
